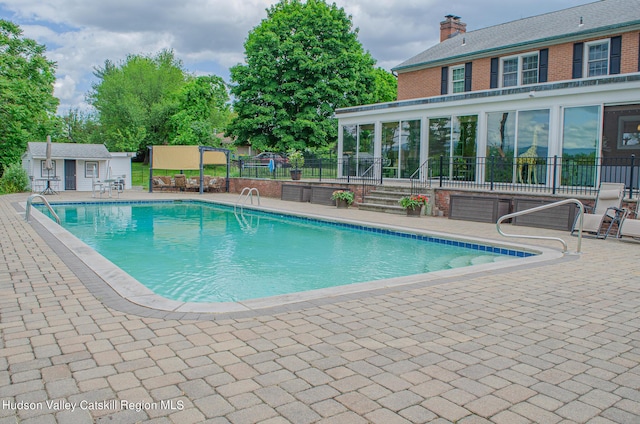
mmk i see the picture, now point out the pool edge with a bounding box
[22,199,567,315]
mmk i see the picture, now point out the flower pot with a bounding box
[290,169,302,180]
[406,206,422,217]
[336,198,349,209]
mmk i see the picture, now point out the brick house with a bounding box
[335,0,640,192]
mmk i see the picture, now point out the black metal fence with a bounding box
[411,155,638,198]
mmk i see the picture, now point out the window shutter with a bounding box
[490,58,499,88]
[464,62,472,92]
[572,42,584,79]
[539,49,548,83]
[610,36,622,75]
[441,66,448,95]
[638,34,640,72]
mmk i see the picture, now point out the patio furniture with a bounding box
[617,200,640,240]
[174,174,187,191]
[571,182,625,239]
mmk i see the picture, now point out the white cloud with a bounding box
[0,0,593,113]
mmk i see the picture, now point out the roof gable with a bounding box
[394,0,640,71]
[26,142,112,160]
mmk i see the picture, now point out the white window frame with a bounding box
[500,52,539,87]
[450,65,465,93]
[584,39,610,77]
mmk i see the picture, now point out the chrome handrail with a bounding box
[235,187,260,214]
[25,194,61,225]
[496,198,584,254]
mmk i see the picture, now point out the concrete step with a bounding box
[358,203,407,215]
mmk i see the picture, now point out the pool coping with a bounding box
[20,198,569,317]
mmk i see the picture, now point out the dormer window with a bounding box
[501,52,539,87]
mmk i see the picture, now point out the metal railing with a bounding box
[496,199,585,254]
[235,187,260,214]
[411,155,638,197]
[25,194,61,225]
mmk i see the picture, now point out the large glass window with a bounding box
[341,123,374,177]
[486,112,516,182]
[428,116,477,181]
[516,109,550,184]
[586,40,609,77]
[381,120,421,179]
[400,120,421,178]
[452,115,477,181]
[485,110,549,184]
[562,106,600,187]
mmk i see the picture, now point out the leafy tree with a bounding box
[88,49,185,155]
[0,20,58,174]
[228,0,376,153]
[169,75,231,146]
[370,67,397,104]
[55,108,103,144]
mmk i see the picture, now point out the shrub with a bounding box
[0,163,30,194]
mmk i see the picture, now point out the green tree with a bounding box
[228,0,376,153]
[0,20,58,174]
[88,49,185,155]
[169,75,231,146]
[370,67,397,104]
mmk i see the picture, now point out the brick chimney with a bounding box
[440,15,466,42]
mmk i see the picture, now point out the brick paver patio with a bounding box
[0,190,638,423]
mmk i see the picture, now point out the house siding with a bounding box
[397,31,640,101]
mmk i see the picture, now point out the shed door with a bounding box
[64,160,76,190]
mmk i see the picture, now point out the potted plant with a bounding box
[288,149,304,180]
[331,190,354,208]
[399,194,428,216]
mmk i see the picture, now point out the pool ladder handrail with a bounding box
[25,194,61,225]
[496,198,584,254]
[235,187,260,214]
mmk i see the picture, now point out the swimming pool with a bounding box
[39,200,532,303]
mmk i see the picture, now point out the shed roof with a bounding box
[394,0,640,72]
[26,142,112,160]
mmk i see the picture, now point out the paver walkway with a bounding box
[0,191,638,424]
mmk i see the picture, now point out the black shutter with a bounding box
[572,42,584,79]
[610,36,622,75]
[539,49,548,83]
[441,66,448,95]
[464,62,472,92]
[490,58,499,88]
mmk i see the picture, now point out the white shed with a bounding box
[22,142,133,192]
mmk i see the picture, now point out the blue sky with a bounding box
[0,0,592,114]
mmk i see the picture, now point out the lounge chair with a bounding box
[618,200,640,240]
[572,182,625,238]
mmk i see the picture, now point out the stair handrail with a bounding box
[496,198,584,254]
[235,187,260,214]
[25,194,61,225]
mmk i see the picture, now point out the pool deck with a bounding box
[1,189,639,423]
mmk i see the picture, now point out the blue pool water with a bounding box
[41,201,529,302]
